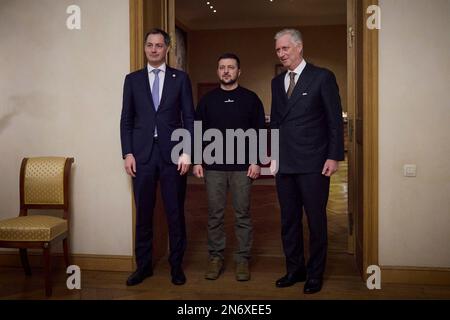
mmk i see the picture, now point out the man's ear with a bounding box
[298,43,303,56]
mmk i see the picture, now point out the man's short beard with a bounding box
[220,78,237,86]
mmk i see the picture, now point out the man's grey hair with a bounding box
[274,29,303,45]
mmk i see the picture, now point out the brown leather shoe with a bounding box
[205,257,224,280]
[235,260,250,281]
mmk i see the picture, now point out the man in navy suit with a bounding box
[270,29,344,294]
[120,28,194,286]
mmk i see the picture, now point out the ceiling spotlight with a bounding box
[210,5,214,9]
[213,9,217,13]
[206,1,210,4]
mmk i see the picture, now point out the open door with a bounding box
[129,0,175,266]
[347,0,361,272]
[130,0,378,279]
[347,0,366,278]
[347,0,379,279]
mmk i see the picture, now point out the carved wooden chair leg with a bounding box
[19,248,32,276]
[43,244,52,297]
[63,237,70,268]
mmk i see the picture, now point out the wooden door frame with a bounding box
[346,0,357,257]
[346,0,379,279]
[129,0,175,71]
[361,0,379,277]
[128,0,379,281]
[129,0,144,72]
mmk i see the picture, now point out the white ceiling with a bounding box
[176,0,347,30]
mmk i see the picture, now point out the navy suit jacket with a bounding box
[270,63,344,174]
[120,65,195,164]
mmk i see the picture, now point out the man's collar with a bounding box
[147,63,167,73]
[290,59,307,75]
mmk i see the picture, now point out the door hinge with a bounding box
[348,26,355,48]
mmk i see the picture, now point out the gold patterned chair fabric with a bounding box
[24,157,66,205]
[0,216,68,242]
[0,157,74,297]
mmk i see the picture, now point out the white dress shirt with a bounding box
[284,59,307,93]
[147,63,166,137]
[147,63,166,105]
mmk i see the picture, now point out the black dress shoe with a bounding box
[126,268,153,286]
[275,271,307,288]
[171,267,186,285]
[303,278,323,294]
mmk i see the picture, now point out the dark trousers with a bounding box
[132,142,187,271]
[276,173,330,279]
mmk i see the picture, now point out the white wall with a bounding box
[379,0,450,267]
[0,0,132,256]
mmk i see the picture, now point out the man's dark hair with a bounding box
[144,28,171,47]
[217,53,241,69]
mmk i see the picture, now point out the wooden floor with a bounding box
[1,160,450,300]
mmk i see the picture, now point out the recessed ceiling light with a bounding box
[210,5,214,9]
[213,9,217,13]
[206,1,210,4]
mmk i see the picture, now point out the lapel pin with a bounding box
[172,74,176,78]
[302,92,308,96]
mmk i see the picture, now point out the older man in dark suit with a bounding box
[270,29,344,294]
[120,28,194,286]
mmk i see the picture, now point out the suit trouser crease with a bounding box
[133,143,187,271]
[205,170,253,262]
[276,173,329,278]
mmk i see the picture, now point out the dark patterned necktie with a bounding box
[287,72,296,99]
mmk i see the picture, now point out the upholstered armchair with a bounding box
[0,157,74,297]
